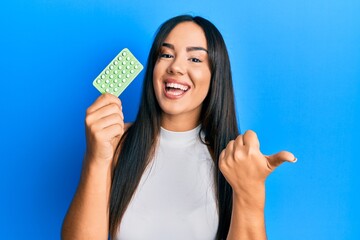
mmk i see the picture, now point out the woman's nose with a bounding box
[167,57,186,75]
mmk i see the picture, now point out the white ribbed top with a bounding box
[115,125,218,240]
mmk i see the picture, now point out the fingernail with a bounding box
[292,157,298,163]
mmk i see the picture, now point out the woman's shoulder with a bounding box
[112,122,133,167]
[124,122,132,131]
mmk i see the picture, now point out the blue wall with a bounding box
[1,0,359,239]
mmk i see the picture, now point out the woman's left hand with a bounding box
[219,130,296,197]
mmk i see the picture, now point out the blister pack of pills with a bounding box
[93,48,143,97]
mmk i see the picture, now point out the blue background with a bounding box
[1,0,359,239]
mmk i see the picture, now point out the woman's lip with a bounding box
[163,83,188,99]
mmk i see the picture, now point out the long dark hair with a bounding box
[109,15,239,239]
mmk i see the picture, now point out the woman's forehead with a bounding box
[163,22,207,49]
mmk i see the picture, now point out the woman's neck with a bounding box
[161,112,200,132]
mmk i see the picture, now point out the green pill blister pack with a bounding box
[93,48,143,97]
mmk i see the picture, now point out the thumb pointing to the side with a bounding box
[266,151,297,170]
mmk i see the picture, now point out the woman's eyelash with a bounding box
[189,58,202,63]
[159,53,202,63]
[160,53,173,58]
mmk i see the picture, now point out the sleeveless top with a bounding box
[115,125,218,240]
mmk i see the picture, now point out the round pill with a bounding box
[109,65,114,70]
[110,75,114,79]
[122,61,126,65]
[118,56,122,61]
[105,70,109,74]
[114,70,118,74]
[114,61,118,65]
[101,84,105,88]
[122,51,127,56]
[110,84,114,88]
[105,88,110,92]
[135,65,138,69]
[130,61,134,65]
[118,74,122,78]
[126,57,130,61]
[126,74,130,78]
[114,79,118,83]
[97,79,101,83]
[126,66,130,69]
[105,79,110,83]
[118,66,122,70]
[130,70,134,74]
[122,70,126,74]
[118,83,122,87]
[101,74,105,78]
[122,79,126,83]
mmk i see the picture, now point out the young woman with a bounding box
[62,15,296,240]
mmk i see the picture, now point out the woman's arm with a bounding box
[227,185,266,239]
[61,155,113,240]
[61,94,125,240]
[219,130,296,240]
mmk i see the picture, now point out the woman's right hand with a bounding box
[84,93,125,167]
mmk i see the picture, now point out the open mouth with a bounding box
[164,82,190,97]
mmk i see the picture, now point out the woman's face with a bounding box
[153,21,211,128]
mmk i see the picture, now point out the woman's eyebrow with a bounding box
[162,42,174,49]
[162,42,208,53]
[186,46,208,53]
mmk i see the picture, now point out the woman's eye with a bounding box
[160,53,173,58]
[189,58,202,63]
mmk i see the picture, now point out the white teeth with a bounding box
[165,82,189,91]
[167,91,183,96]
